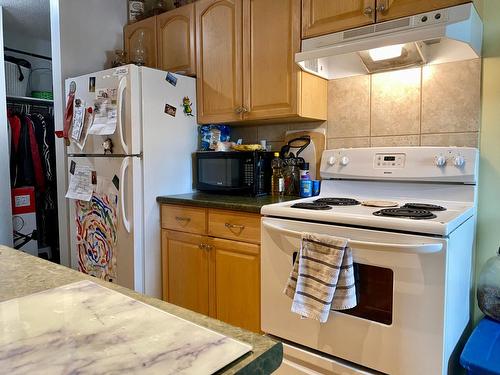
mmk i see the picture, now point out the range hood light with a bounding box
[368,44,404,61]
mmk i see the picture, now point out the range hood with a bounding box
[296,3,482,80]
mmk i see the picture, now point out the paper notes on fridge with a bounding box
[66,164,94,201]
[88,88,118,135]
[71,106,86,142]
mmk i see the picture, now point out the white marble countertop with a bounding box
[0,246,283,374]
[0,281,251,374]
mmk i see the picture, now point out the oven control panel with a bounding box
[374,153,406,168]
[320,147,479,184]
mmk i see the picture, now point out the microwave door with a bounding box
[197,157,247,193]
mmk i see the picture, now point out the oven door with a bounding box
[261,217,448,375]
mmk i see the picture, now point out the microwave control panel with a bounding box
[243,158,254,186]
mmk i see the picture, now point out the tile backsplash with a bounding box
[231,59,481,150]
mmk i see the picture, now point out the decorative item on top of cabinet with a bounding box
[302,0,376,39]
[157,3,196,76]
[196,0,327,124]
[374,0,471,22]
[124,16,158,68]
[302,0,471,38]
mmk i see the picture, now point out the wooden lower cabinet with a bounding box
[211,237,260,332]
[161,205,261,332]
[161,230,209,315]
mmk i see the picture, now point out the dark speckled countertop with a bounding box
[0,246,282,374]
[156,192,300,213]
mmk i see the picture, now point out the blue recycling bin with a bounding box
[460,317,500,375]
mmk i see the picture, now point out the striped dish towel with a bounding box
[284,233,357,323]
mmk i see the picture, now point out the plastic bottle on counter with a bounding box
[271,152,285,197]
[299,162,312,198]
[300,162,310,180]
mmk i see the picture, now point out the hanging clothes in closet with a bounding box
[7,102,59,261]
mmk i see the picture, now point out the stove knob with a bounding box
[435,155,446,167]
[327,156,336,166]
[453,155,465,168]
[340,156,350,166]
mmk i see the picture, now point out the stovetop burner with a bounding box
[401,203,447,211]
[373,208,437,220]
[291,202,333,210]
[314,197,361,206]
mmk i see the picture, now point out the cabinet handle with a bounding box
[363,6,373,16]
[175,216,191,222]
[198,243,212,251]
[234,106,243,114]
[225,223,245,230]
[376,2,388,14]
[241,106,249,113]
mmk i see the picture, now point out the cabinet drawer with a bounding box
[161,205,206,234]
[208,209,261,244]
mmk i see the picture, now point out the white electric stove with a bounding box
[261,147,478,375]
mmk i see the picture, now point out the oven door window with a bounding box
[291,252,394,325]
[198,158,241,187]
[344,264,393,325]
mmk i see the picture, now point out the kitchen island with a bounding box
[0,246,282,374]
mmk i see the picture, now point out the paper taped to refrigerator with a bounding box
[65,164,93,201]
[71,105,85,141]
[75,176,118,282]
[88,90,117,135]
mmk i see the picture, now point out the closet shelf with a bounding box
[7,95,53,104]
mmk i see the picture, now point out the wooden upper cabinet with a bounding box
[302,0,376,38]
[124,16,158,68]
[196,0,243,124]
[376,0,471,22]
[243,0,300,121]
[157,4,196,76]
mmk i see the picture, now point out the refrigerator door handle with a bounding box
[117,76,129,154]
[119,157,131,233]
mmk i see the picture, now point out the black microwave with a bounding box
[195,151,274,196]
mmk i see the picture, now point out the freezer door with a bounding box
[67,155,143,292]
[66,65,141,155]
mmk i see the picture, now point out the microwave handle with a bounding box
[262,221,443,254]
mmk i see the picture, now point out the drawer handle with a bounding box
[175,216,191,222]
[225,223,245,231]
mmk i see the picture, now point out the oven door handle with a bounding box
[262,221,443,254]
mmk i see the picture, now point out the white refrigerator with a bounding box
[65,65,197,298]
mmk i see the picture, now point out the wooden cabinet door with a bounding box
[196,0,243,124]
[157,4,196,76]
[124,17,158,68]
[376,0,470,22]
[210,237,260,332]
[161,230,209,315]
[302,0,376,38]
[242,0,300,120]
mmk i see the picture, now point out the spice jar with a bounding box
[477,247,500,321]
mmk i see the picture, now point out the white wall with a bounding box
[0,7,13,246]
[50,0,127,266]
[4,33,52,93]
